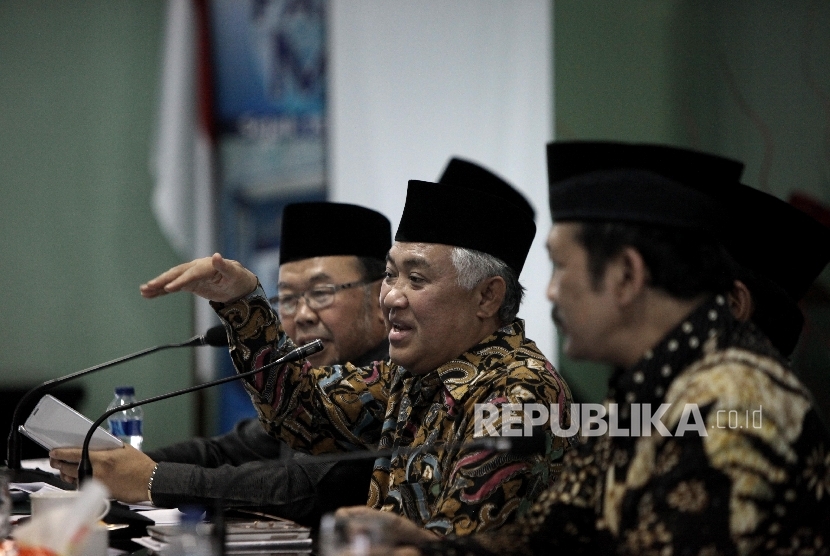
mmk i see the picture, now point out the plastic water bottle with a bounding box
[107,386,144,450]
[162,506,218,556]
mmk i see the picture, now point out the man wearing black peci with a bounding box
[51,202,391,526]
[135,158,575,540]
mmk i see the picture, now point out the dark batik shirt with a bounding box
[212,285,574,536]
[421,294,830,554]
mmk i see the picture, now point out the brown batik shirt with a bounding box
[420,294,830,555]
[211,285,575,536]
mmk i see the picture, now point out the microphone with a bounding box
[201,325,230,348]
[6,325,228,483]
[78,339,324,484]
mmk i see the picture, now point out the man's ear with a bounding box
[610,247,648,305]
[476,276,507,320]
[729,279,754,322]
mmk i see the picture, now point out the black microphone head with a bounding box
[283,339,325,363]
[203,325,229,347]
[299,339,324,358]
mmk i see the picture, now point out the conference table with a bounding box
[10,460,315,556]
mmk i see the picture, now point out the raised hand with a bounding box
[139,253,259,303]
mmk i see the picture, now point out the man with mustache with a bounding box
[135,158,574,539]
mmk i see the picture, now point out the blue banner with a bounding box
[210,0,327,432]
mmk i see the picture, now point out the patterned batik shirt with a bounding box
[211,285,575,536]
[420,294,830,555]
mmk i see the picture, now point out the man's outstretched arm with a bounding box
[139,253,258,303]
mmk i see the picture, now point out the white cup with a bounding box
[29,489,110,522]
[71,522,109,556]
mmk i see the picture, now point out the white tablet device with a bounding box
[19,394,124,451]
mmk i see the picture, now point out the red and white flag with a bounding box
[150,0,218,381]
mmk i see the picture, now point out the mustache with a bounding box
[551,305,564,328]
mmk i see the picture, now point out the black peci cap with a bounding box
[726,185,830,302]
[722,185,830,355]
[395,157,536,273]
[438,158,535,220]
[547,141,744,187]
[546,141,744,232]
[279,202,392,265]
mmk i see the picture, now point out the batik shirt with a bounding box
[212,285,574,536]
[421,294,830,554]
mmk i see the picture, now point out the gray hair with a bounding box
[451,247,525,324]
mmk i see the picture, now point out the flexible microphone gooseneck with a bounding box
[6,325,228,483]
[78,339,324,485]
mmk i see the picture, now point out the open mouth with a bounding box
[388,321,413,343]
[551,307,566,331]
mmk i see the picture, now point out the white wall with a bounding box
[327,0,556,363]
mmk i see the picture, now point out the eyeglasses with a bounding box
[269,280,372,315]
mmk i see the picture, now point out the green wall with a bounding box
[0,1,195,450]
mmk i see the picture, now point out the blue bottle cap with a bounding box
[114,386,135,396]
[180,505,206,524]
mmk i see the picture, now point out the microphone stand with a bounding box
[78,339,323,485]
[6,327,227,484]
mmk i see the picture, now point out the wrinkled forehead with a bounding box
[386,241,454,270]
[278,255,363,287]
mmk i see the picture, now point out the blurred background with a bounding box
[1,0,828,454]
